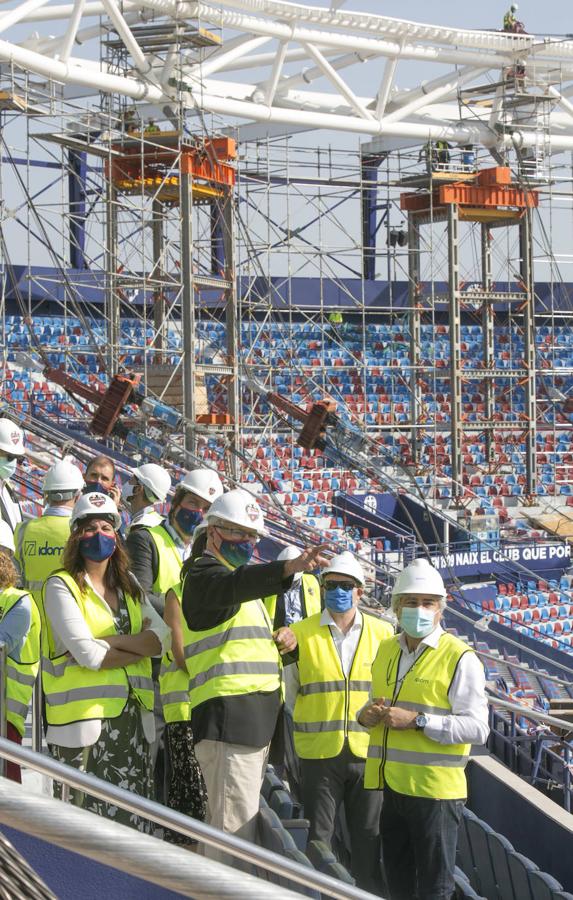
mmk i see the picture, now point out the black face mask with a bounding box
[83,482,109,496]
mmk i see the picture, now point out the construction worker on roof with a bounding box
[144,119,161,134]
[503,4,518,32]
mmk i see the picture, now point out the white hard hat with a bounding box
[0,420,25,457]
[277,545,301,562]
[178,468,224,504]
[392,558,446,599]
[132,463,171,503]
[0,519,15,553]
[43,459,85,494]
[70,492,122,531]
[205,488,265,535]
[322,551,365,587]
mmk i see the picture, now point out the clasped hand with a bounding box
[360,699,417,730]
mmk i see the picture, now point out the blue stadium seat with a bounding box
[528,870,563,900]
[465,814,499,900]
[508,851,539,900]
[486,830,515,900]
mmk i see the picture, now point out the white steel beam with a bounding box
[375,54,398,121]
[382,66,489,126]
[99,0,151,73]
[301,41,374,120]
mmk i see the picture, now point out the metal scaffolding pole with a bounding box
[408,212,421,464]
[221,188,240,478]
[520,210,537,494]
[447,203,463,495]
[105,181,120,376]
[481,224,494,463]
[181,168,196,457]
[152,197,166,359]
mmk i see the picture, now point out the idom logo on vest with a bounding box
[24,541,65,557]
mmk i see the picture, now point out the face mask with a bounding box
[400,606,437,639]
[324,586,354,613]
[219,538,255,568]
[0,458,17,481]
[175,507,203,536]
[83,482,108,496]
[79,531,117,562]
[121,482,135,504]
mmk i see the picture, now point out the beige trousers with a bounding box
[195,739,268,866]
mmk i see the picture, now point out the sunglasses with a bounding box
[323,580,356,591]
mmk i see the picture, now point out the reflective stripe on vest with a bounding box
[364,632,473,799]
[0,585,41,737]
[159,583,192,723]
[264,573,321,625]
[42,570,154,725]
[185,599,281,710]
[291,611,393,760]
[147,525,183,595]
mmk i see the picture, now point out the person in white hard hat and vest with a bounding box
[182,488,328,862]
[126,467,224,801]
[286,551,393,893]
[121,463,172,534]
[42,492,170,830]
[0,419,26,534]
[15,458,85,608]
[0,519,41,782]
[264,544,322,628]
[359,558,489,900]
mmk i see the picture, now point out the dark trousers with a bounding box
[300,744,383,895]
[381,783,464,900]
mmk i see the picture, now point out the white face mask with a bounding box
[121,482,135,505]
[0,458,17,481]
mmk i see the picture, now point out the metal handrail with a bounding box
[487,694,573,731]
[0,739,378,900]
[0,775,302,900]
[0,642,6,778]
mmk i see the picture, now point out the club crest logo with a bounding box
[10,431,20,446]
[89,493,106,507]
[209,487,216,495]
[246,503,259,522]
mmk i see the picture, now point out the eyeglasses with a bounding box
[323,580,356,591]
[215,525,259,543]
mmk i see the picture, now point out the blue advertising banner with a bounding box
[431,542,571,580]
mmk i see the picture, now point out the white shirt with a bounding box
[0,481,22,531]
[126,506,163,534]
[360,624,489,746]
[163,518,192,562]
[43,506,73,517]
[286,607,363,711]
[44,573,171,748]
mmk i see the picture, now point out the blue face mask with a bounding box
[324,586,354,613]
[400,606,436,639]
[79,532,117,562]
[175,507,203,536]
[219,539,255,568]
[0,458,17,481]
[83,482,108,496]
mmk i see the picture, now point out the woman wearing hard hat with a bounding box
[0,520,40,782]
[359,558,489,900]
[0,419,26,533]
[42,492,171,830]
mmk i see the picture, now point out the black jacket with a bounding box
[182,554,292,747]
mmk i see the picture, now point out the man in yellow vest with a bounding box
[264,544,322,627]
[15,459,85,606]
[182,488,328,862]
[0,519,41,781]
[121,463,172,534]
[287,551,392,894]
[359,558,489,900]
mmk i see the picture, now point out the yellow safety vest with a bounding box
[185,597,281,711]
[0,586,41,737]
[364,631,473,799]
[42,570,154,726]
[159,583,192,723]
[15,515,72,600]
[147,524,183,595]
[291,611,393,760]
[264,573,321,625]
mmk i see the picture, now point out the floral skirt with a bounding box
[50,698,154,833]
[164,720,208,845]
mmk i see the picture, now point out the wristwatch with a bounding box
[415,712,428,731]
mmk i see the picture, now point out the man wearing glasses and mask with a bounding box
[359,558,489,900]
[286,551,393,894]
